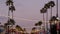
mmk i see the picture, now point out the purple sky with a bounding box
[0,0,60,33]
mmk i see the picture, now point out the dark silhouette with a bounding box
[6,0,16,34]
[35,21,42,26]
[49,16,57,34]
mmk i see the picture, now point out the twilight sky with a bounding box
[0,0,60,33]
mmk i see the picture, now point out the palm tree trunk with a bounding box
[12,11,13,19]
[8,6,10,34]
[46,12,48,28]
[8,5,10,21]
[43,13,46,34]
[43,13,45,23]
[56,0,59,34]
[8,10,10,20]
[50,6,52,18]
[56,0,58,17]
[11,11,14,34]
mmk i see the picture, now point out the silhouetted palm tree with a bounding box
[15,25,23,31]
[44,1,55,19]
[49,16,58,23]
[44,3,50,33]
[6,0,13,6]
[44,4,50,9]
[49,1,55,18]
[40,8,47,29]
[9,5,15,19]
[6,0,14,19]
[44,1,55,34]
[49,16,57,34]
[31,27,36,34]
[6,0,16,26]
[4,22,12,34]
[56,0,58,17]
[35,21,42,26]
[40,8,47,22]
[6,0,15,34]
[48,1,55,7]
[9,18,15,25]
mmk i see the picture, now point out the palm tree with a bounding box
[44,3,50,9]
[49,1,55,18]
[44,1,55,32]
[6,0,15,34]
[6,0,14,19]
[44,3,51,33]
[49,16,58,34]
[49,16,58,23]
[56,0,58,17]
[6,0,13,6]
[9,5,15,19]
[44,1,55,22]
[40,8,47,31]
[6,0,16,26]
[15,25,23,31]
[31,27,36,34]
[4,22,11,34]
[40,8,47,21]
[35,21,42,26]
[9,18,15,25]
[48,1,55,7]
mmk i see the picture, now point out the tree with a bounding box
[48,1,55,7]
[49,1,55,18]
[6,0,16,34]
[15,25,23,31]
[49,16,57,34]
[40,8,47,30]
[49,16,58,23]
[35,21,42,26]
[31,27,36,34]
[44,4,50,9]
[9,5,15,19]
[6,0,16,26]
[7,18,15,25]
[40,8,47,22]
[6,0,13,6]
[44,1,55,34]
[6,0,14,19]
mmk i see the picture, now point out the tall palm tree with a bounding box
[6,0,13,19]
[40,8,47,30]
[44,3,51,33]
[9,18,15,25]
[6,0,15,34]
[56,0,58,17]
[6,0,15,26]
[48,1,55,18]
[44,1,55,32]
[9,5,15,19]
[49,16,58,23]
[49,16,58,34]
[44,3,50,9]
[40,8,47,23]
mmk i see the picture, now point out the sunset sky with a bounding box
[0,0,60,33]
